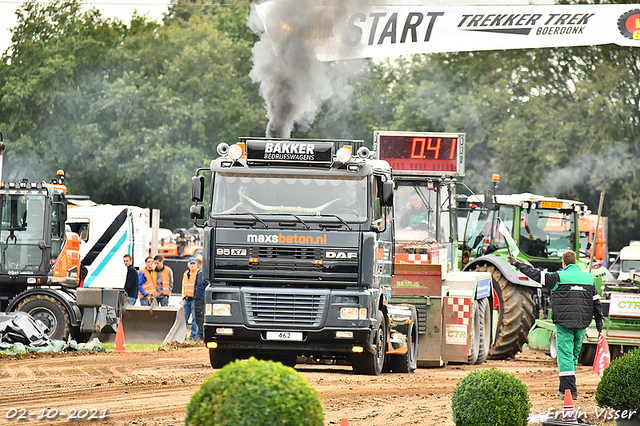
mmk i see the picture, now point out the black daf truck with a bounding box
[190,137,418,375]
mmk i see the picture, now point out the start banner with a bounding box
[254,2,640,61]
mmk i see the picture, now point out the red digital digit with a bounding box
[410,138,426,159]
[426,138,441,159]
[449,138,456,159]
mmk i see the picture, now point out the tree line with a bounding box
[1,0,638,251]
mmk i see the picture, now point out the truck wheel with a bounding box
[388,320,418,373]
[352,310,387,375]
[209,348,237,369]
[269,354,298,368]
[468,263,536,359]
[579,344,596,366]
[468,300,481,364]
[475,298,491,364]
[16,295,70,340]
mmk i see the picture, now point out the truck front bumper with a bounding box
[204,323,376,355]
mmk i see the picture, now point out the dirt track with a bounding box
[0,344,615,426]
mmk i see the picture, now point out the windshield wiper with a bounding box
[223,212,268,229]
[316,214,352,230]
[291,214,310,229]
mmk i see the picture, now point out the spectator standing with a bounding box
[193,256,205,341]
[182,257,199,340]
[123,254,139,306]
[154,255,173,307]
[138,256,155,306]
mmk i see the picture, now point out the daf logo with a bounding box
[325,251,358,259]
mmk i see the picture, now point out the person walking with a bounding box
[193,256,205,341]
[153,255,173,307]
[182,257,199,340]
[509,250,603,399]
[123,254,139,306]
[138,256,155,306]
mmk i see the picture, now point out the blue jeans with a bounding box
[183,299,199,340]
[128,296,137,306]
[157,297,169,307]
[139,297,150,306]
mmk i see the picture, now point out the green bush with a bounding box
[185,357,324,426]
[451,368,531,426]
[596,348,640,413]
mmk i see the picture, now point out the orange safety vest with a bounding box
[157,267,172,296]
[182,270,196,298]
[139,268,157,298]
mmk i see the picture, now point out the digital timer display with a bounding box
[375,131,465,176]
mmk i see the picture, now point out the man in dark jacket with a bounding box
[123,254,139,305]
[193,255,205,341]
[509,250,604,399]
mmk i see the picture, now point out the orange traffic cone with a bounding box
[340,419,349,426]
[114,322,128,353]
[562,389,578,423]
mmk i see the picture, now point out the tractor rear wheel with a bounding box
[468,262,536,359]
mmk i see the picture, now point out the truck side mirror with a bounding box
[191,176,205,202]
[57,202,67,222]
[381,181,394,207]
[190,205,205,220]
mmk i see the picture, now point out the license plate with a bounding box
[539,201,563,209]
[266,331,303,341]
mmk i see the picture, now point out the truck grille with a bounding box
[215,245,358,286]
[244,290,328,327]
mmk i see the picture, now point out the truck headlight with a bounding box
[339,307,367,320]
[210,303,231,316]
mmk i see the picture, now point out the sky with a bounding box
[0,0,550,56]
[0,0,173,55]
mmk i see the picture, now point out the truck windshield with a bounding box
[519,208,574,258]
[394,185,452,243]
[0,194,46,271]
[211,173,368,221]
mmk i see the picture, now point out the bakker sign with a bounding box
[255,3,640,61]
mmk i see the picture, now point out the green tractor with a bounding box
[459,188,614,361]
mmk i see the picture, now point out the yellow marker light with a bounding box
[336,331,354,339]
[351,346,364,353]
[212,303,231,316]
[249,258,259,264]
[313,259,323,265]
[207,342,218,349]
[359,308,367,319]
[492,173,500,182]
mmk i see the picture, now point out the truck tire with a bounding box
[388,313,418,373]
[468,262,536,359]
[352,310,387,375]
[388,322,418,373]
[468,300,481,364]
[16,295,71,340]
[209,348,237,369]
[475,298,491,364]
[579,343,596,366]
